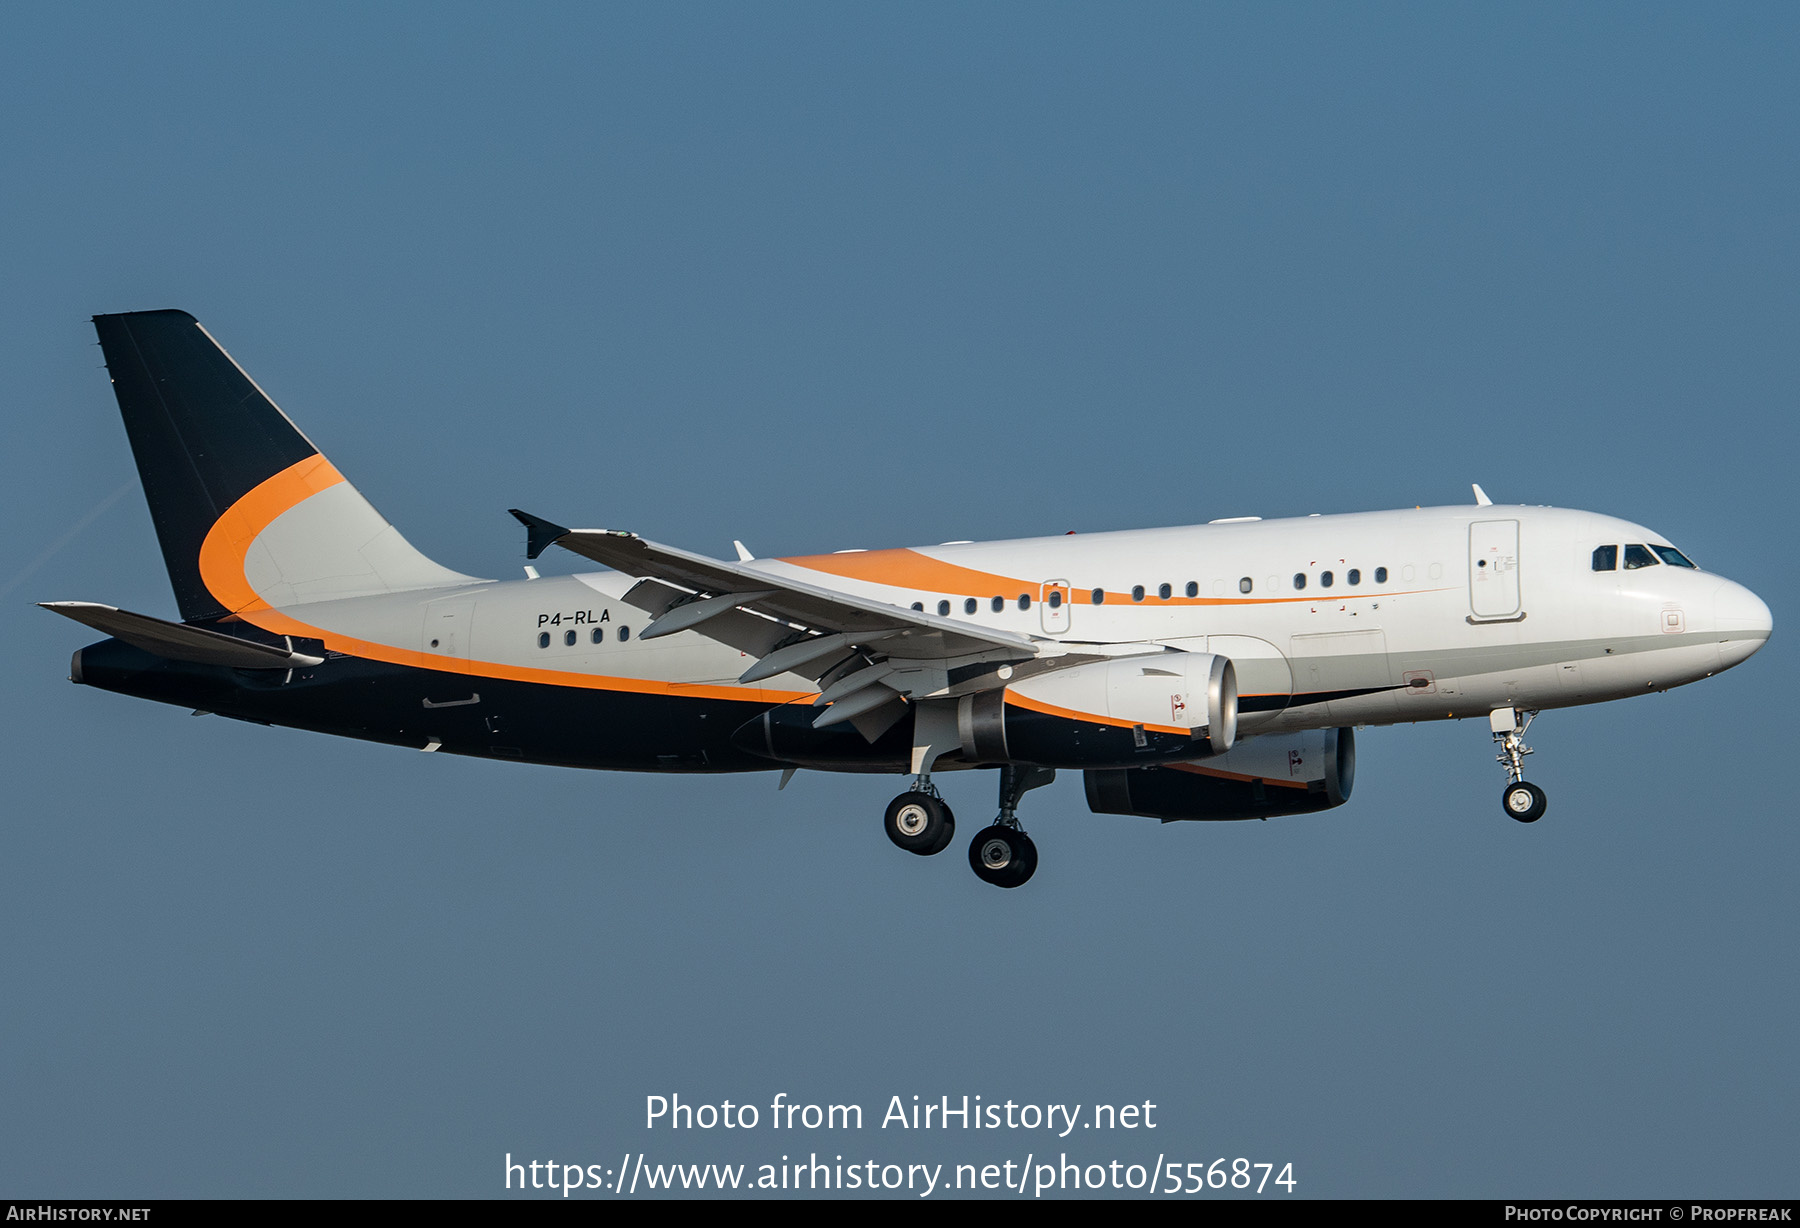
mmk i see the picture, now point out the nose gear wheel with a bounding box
[1503,780,1547,823]
[1492,709,1549,822]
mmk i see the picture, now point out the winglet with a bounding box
[508,509,571,560]
[1472,483,1493,507]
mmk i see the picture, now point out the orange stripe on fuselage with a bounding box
[781,546,1437,607]
[781,548,1040,600]
[195,456,810,704]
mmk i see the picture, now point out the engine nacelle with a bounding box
[1083,726,1356,821]
[958,651,1237,769]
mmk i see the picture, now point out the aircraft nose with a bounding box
[1713,579,1772,670]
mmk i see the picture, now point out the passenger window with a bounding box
[965,598,978,615]
[937,600,951,616]
[1375,567,1388,583]
[1185,581,1199,598]
[537,632,550,649]
[1623,544,1659,570]
[1017,594,1031,611]
[1157,583,1171,600]
[1131,585,1145,602]
[1293,573,1306,591]
[911,602,924,611]
[1320,571,1333,588]
[1239,577,1252,594]
[564,630,577,646]
[991,595,1004,612]
[1591,545,1617,571]
[1348,569,1360,585]
[1090,589,1105,605]
[618,626,630,642]
[1048,590,1063,609]
[591,628,603,644]
[1652,545,1697,569]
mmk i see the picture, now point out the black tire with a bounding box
[885,792,950,855]
[926,802,957,855]
[968,825,1038,888]
[1502,780,1547,824]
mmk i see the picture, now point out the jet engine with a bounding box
[958,651,1237,769]
[1083,726,1355,821]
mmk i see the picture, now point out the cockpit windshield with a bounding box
[1595,542,1699,572]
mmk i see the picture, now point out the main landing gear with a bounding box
[1491,707,1548,823]
[883,786,956,855]
[881,764,1055,889]
[969,764,1054,889]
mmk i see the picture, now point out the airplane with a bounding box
[43,310,1773,888]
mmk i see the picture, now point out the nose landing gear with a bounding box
[1503,779,1547,823]
[1492,708,1547,823]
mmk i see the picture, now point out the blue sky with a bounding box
[2,4,1794,1197]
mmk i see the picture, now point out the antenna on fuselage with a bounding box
[1472,483,1493,506]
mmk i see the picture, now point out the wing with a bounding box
[511,510,1060,738]
[512,510,1038,658]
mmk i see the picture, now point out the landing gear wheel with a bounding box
[885,792,954,855]
[926,802,957,855]
[1502,780,1547,823]
[968,824,1038,888]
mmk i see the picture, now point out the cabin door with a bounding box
[1469,520,1522,620]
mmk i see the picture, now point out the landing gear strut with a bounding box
[883,777,956,855]
[968,765,1054,888]
[1491,708,1547,823]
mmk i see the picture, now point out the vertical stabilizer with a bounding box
[93,310,478,622]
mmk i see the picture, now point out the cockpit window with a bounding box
[1623,544,1659,570]
[1591,545,1617,571]
[1652,545,1697,569]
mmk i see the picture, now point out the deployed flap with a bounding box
[39,602,324,669]
[513,514,1040,661]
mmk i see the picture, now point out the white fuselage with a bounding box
[296,502,1770,736]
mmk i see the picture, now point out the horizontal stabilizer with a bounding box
[39,602,324,669]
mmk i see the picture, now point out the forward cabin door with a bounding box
[1468,520,1522,620]
[1041,579,1072,633]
